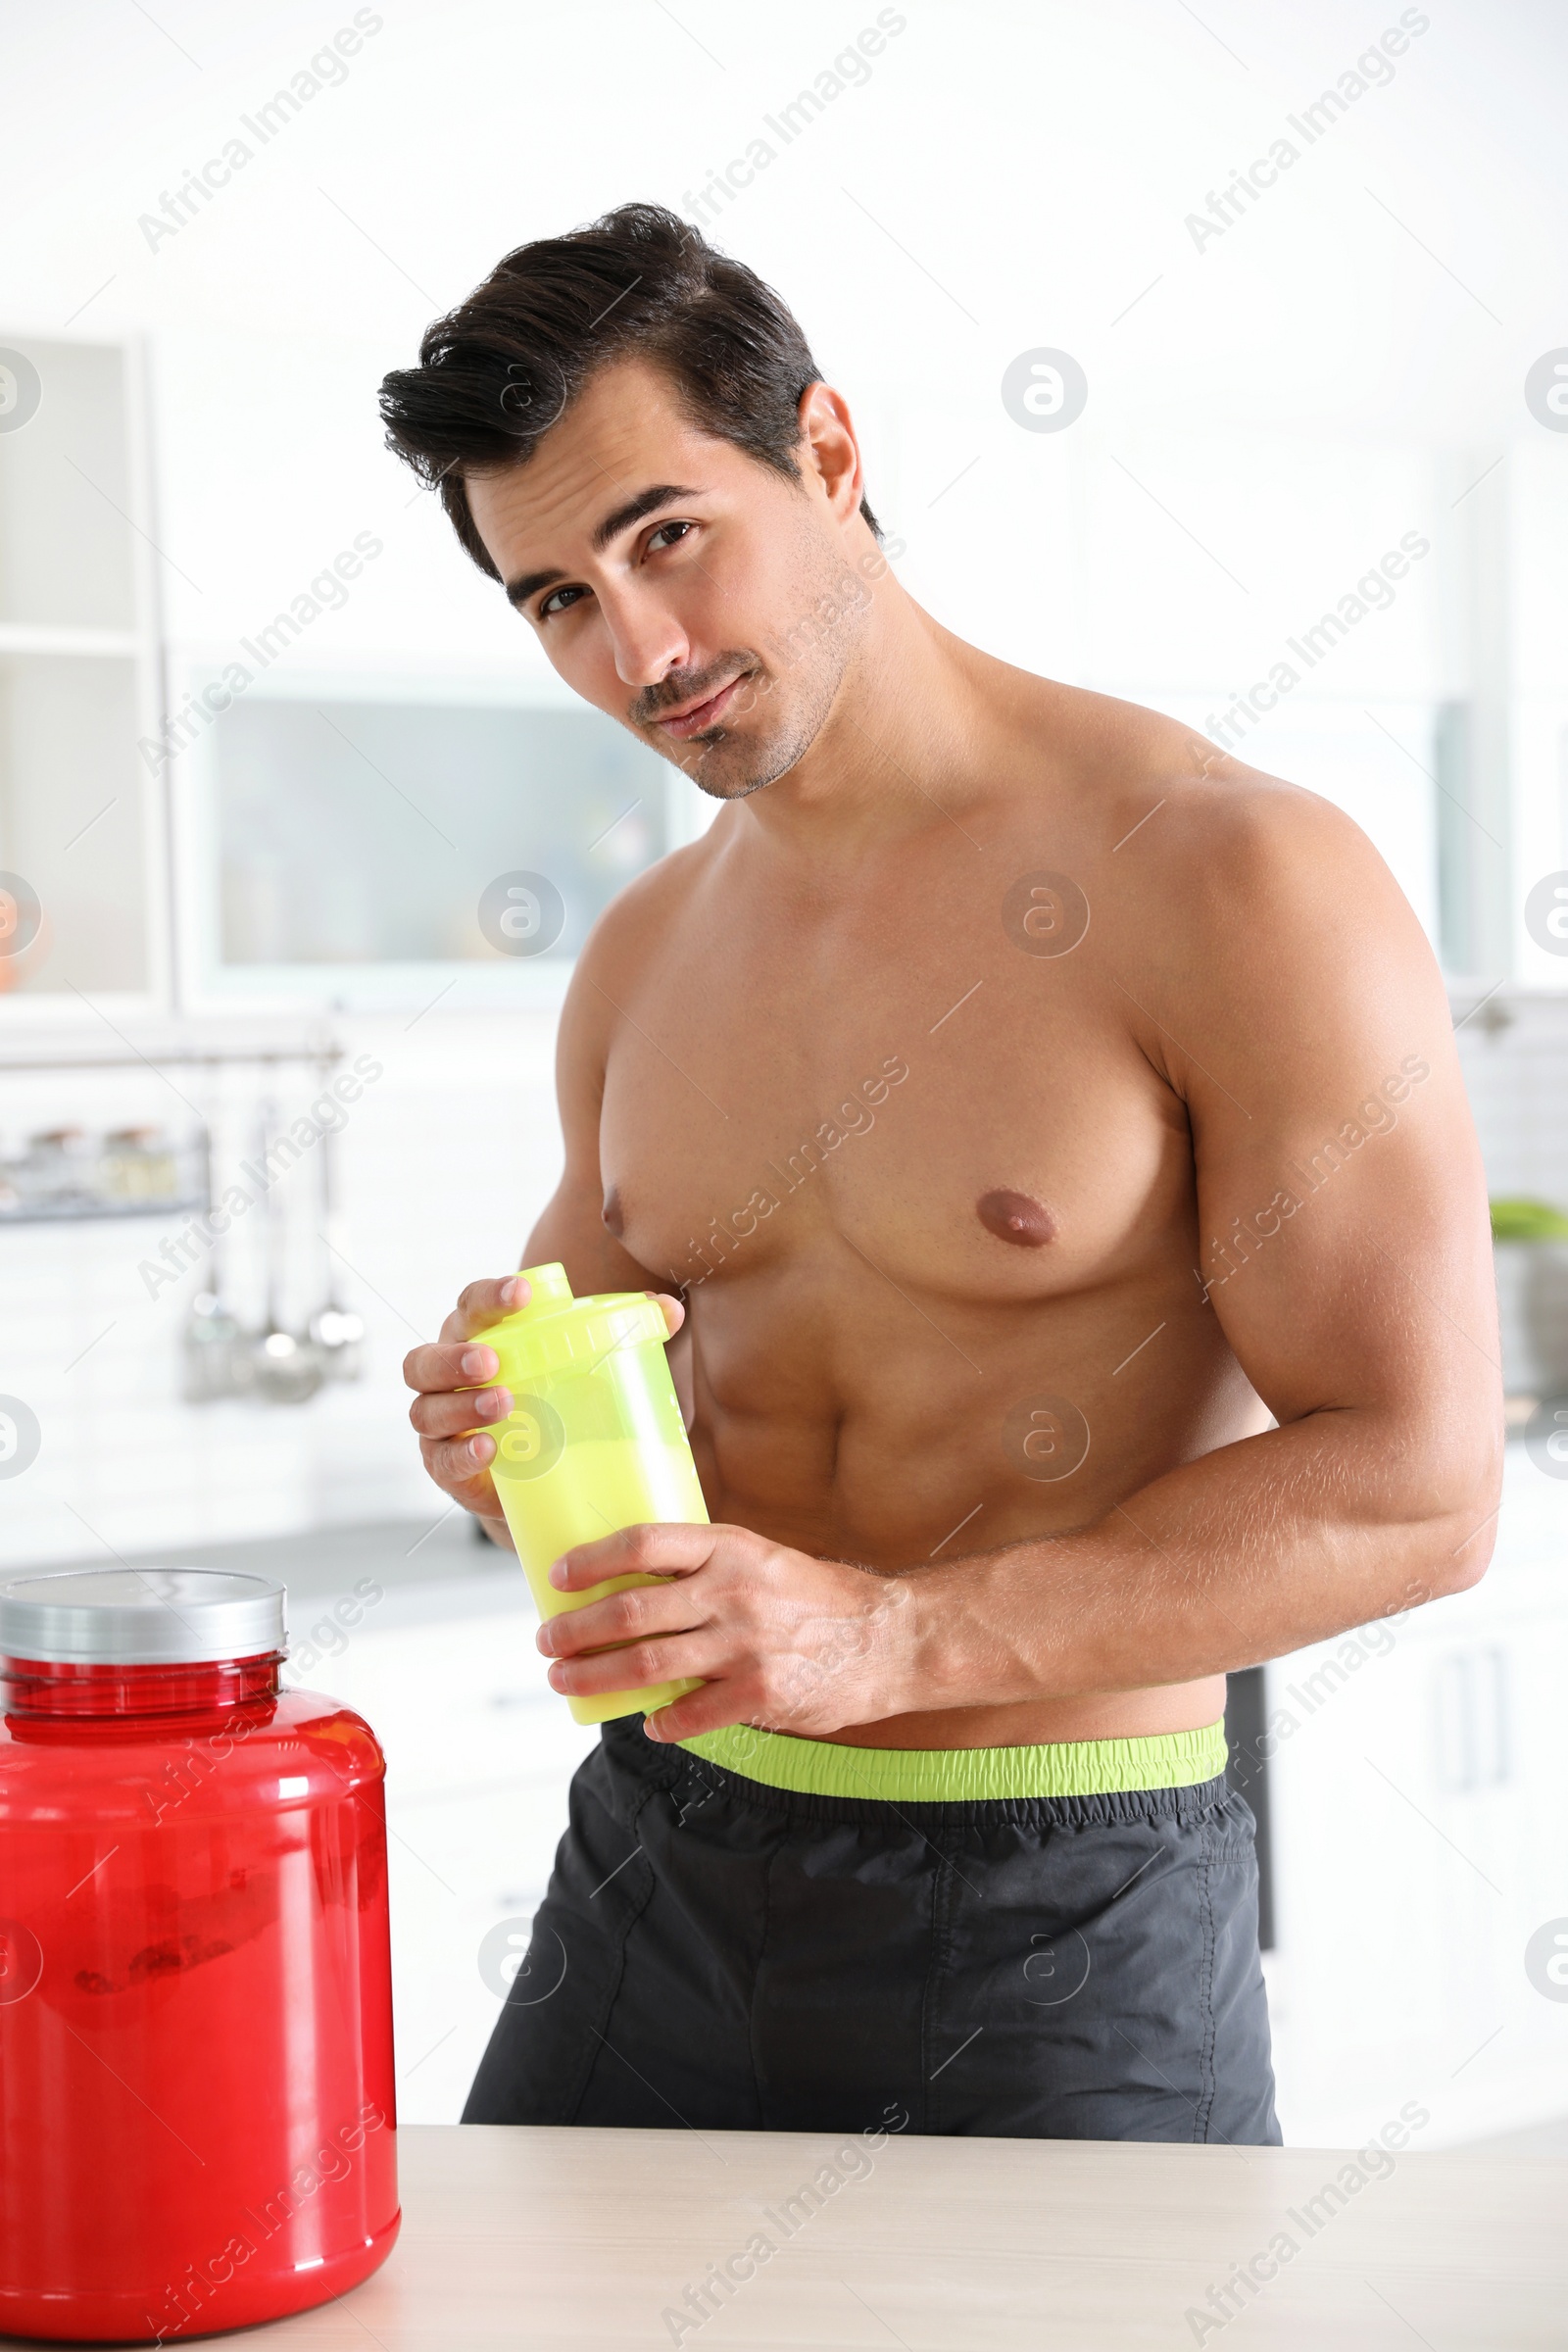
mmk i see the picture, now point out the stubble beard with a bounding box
[674,690,828,802]
[674,612,864,804]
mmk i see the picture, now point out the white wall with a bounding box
[0,1011,561,1568]
[7,4,1566,717]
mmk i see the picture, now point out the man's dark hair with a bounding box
[378,201,879,579]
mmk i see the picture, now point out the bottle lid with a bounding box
[0,1567,286,1666]
[477,1261,667,1382]
[517,1262,575,1309]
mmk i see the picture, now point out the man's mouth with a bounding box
[649,670,753,741]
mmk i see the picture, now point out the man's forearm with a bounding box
[899,1411,1500,1710]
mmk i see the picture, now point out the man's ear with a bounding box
[796,381,865,524]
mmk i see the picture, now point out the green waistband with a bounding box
[678,1720,1229,1804]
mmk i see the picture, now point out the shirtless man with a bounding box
[383,203,1498,2142]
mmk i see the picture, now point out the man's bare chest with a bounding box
[596,914,1193,1307]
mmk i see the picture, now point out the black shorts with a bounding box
[464,1713,1281,2144]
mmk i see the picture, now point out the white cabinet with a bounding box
[1264,1462,1568,2147]
[0,338,168,1009]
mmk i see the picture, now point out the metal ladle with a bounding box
[307,1066,364,1382]
[180,1113,243,1402]
[247,1098,324,1405]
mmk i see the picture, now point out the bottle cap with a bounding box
[515,1262,574,1309]
[0,1567,286,1665]
[477,1262,667,1383]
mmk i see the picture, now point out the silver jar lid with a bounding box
[0,1567,286,1665]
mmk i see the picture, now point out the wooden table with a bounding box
[15,2125,1567,2347]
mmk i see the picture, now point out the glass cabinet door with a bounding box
[0,338,164,1006]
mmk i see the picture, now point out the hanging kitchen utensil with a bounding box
[180,1112,242,1402]
[247,1096,324,1405]
[307,1056,364,1383]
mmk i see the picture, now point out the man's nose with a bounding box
[601,587,690,690]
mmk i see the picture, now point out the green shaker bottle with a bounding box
[471,1263,706,1724]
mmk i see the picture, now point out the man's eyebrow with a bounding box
[591,482,701,552]
[505,484,704,612]
[506,566,565,611]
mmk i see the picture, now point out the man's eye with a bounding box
[646,519,693,553]
[538,584,586,619]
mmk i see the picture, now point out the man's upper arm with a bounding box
[522,917,669,1296]
[1141,781,1497,1494]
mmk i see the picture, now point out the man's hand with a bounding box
[536,1522,917,1741]
[402,1275,685,1539]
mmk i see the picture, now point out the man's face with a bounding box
[465,358,868,800]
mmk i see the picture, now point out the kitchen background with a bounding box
[2,0,1566,2142]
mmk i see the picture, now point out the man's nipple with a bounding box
[977,1189,1056,1248]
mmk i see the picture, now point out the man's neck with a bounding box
[725,566,1008,862]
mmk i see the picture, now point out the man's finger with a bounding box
[409,1386,512,1441]
[545,1634,712,1702]
[403,1339,502,1395]
[642,1686,745,1743]
[420,1430,500,1487]
[443,1273,530,1342]
[548,1521,718,1592]
[537,1580,701,1658]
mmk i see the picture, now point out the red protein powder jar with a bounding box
[0,1566,399,2342]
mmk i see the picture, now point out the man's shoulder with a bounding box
[969,679,1441,1118]
[970,674,1420,1022]
[997,676,1378,911]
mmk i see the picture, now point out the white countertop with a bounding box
[60,2122,1562,2349]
